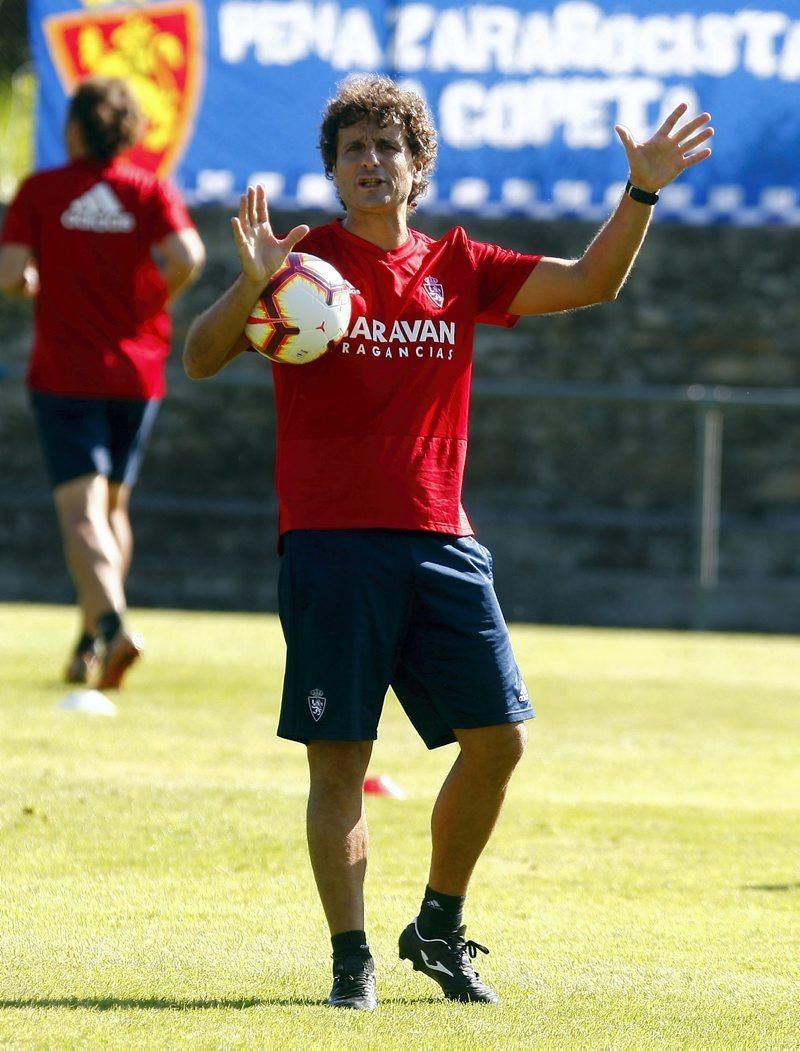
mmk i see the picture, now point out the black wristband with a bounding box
[625,179,659,205]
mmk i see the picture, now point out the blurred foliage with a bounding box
[0,69,35,201]
[0,0,34,200]
[0,0,29,74]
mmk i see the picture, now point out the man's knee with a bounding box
[489,722,528,773]
[54,474,106,526]
[456,721,528,779]
[307,740,373,793]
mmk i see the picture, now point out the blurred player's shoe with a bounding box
[398,920,499,1002]
[326,954,377,1010]
[64,639,99,684]
[96,629,144,690]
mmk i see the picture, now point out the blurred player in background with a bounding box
[0,76,205,689]
[183,74,712,1010]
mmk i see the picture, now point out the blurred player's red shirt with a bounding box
[1,157,194,398]
[273,220,539,536]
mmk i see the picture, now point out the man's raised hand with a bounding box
[615,104,713,194]
[230,184,309,287]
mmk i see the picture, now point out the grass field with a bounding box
[0,603,798,1049]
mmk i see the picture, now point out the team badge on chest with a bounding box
[422,276,444,308]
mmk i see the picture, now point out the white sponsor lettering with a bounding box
[348,316,455,345]
[338,339,453,361]
[402,319,421,342]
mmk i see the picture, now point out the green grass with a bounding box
[0,603,798,1049]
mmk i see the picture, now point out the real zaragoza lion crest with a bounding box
[422,275,445,308]
[44,0,205,178]
[308,688,326,722]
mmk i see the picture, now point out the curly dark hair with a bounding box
[67,77,144,162]
[319,74,438,211]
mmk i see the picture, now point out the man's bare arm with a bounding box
[183,185,308,379]
[183,274,262,378]
[509,103,713,316]
[0,244,39,298]
[158,228,206,303]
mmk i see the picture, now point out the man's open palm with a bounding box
[615,103,713,193]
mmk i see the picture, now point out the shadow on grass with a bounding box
[0,994,443,1010]
[0,997,319,1010]
[742,882,800,892]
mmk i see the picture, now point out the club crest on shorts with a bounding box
[422,275,444,308]
[308,688,326,722]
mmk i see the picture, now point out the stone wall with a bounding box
[2,204,800,632]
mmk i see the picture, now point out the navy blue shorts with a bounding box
[277,529,534,749]
[30,391,160,489]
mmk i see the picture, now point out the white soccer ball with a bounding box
[245,252,352,364]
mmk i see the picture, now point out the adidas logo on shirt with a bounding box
[61,183,135,233]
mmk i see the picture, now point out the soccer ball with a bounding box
[245,252,352,364]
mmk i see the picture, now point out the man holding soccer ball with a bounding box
[184,74,712,1010]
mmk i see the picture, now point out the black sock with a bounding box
[331,929,371,960]
[74,632,96,655]
[417,885,465,939]
[96,611,122,644]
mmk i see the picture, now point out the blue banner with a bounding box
[28,0,800,224]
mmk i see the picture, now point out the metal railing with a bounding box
[469,378,800,627]
[3,365,800,627]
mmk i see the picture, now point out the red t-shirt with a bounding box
[1,157,194,398]
[272,220,539,536]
